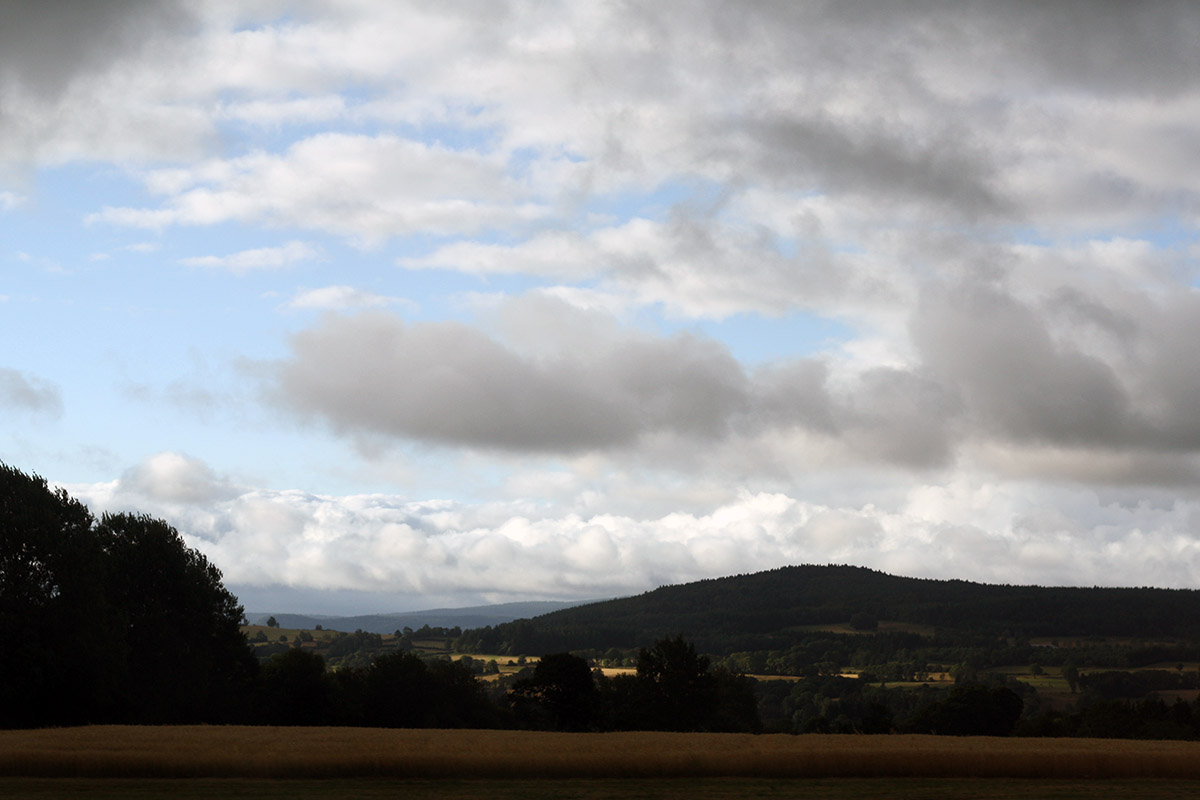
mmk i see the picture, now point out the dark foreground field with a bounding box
[5,727,1200,798]
[6,777,1200,800]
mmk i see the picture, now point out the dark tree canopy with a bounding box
[97,512,256,722]
[0,462,256,727]
[0,463,112,727]
[510,651,598,731]
[256,649,333,726]
[635,635,717,731]
[912,683,1024,736]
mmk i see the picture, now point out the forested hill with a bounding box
[456,565,1200,656]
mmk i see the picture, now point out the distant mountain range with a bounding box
[246,599,590,634]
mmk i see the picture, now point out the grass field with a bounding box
[241,625,341,642]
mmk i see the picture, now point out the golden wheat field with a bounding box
[4,726,1200,781]
[8,777,1200,800]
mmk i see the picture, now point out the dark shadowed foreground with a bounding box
[5,727,1200,780]
[7,777,1200,800]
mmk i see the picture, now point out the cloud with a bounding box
[261,279,1200,488]
[287,286,407,312]
[0,191,24,211]
[181,241,320,273]
[908,278,1200,471]
[0,0,211,171]
[269,308,746,453]
[0,0,192,98]
[8,1,1200,235]
[403,213,860,320]
[912,282,1135,448]
[261,297,967,470]
[720,112,1007,219]
[401,231,599,281]
[0,368,62,418]
[217,95,348,126]
[117,451,238,505]
[64,458,1200,610]
[951,1,1200,97]
[90,134,544,244]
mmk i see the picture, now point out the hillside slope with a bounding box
[457,565,1200,655]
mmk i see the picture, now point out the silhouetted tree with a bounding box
[97,512,256,723]
[510,652,598,730]
[329,652,497,728]
[1063,661,1080,693]
[709,666,762,733]
[257,649,332,725]
[0,462,257,728]
[911,683,1023,736]
[0,463,116,726]
[635,635,716,731]
[598,636,759,732]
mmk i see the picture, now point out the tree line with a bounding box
[251,635,759,732]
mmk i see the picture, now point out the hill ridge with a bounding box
[456,563,1200,656]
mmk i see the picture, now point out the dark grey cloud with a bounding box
[267,308,971,471]
[960,0,1200,97]
[259,267,1200,484]
[1046,287,1139,345]
[0,367,62,418]
[913,282,1135,448]
[651,0,1200,228]
[725,114,1007,218]
[1132,294,1200,451]
[747,359,836,434]
[903,275,1200,482]
[838,367,961,468]
[0,0,192,98]
[736,0,1200,98]
[272,312,748,453]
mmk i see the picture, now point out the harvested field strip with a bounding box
[5,727,1200,780]
[6,778,1200,800]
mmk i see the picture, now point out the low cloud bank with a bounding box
[64,452,1200,613]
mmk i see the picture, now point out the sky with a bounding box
[6,1,1200,614]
